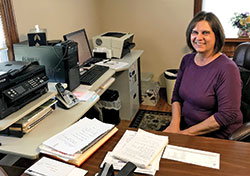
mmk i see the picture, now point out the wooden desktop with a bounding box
[81,121,250,176]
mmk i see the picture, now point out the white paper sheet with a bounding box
[162,145,220,169]
[73,90,98,102]
[73,85,99,102]
[112,129,168,168]
[100,152,157,176]
[24,157,87,176]
[42,118,114,155]
[100,130,166,175]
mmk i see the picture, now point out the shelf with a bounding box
[0,92,57,131]
[222,38,250,58]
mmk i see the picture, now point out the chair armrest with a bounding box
[229,122,250,141]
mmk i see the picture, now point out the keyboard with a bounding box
[80,65,109,85]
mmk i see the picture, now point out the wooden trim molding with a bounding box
[0,0,19,61]
[194,0,202,16]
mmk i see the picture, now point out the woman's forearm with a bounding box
[163,101,182,133]
[180,115,220,136]
[170,101,182,127]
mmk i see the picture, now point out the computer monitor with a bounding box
[63,29,92,66]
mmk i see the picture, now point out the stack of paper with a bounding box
[25,157,88,176]
[73,86,99,102]
[39,118,118,166]
[9,99,57,134]
[101,129,168,175]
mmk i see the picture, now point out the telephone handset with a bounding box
[55,83,79,109]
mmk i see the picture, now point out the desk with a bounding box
[0,50,142,163]
[0,68,115,160]
[80,121,250,176]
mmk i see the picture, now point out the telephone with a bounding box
[55,83,79,109]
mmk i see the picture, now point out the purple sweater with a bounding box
[172,53,243,139]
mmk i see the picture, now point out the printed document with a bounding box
[42,118,114,155]
[96,60,128,70]
[100,130,164,175]
[24,157,87,176]
[101,151,160,176]
[112,129,168,168]
[162,145,220,169]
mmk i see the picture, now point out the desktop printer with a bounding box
[92,32,135,59]
[0,61,48,120]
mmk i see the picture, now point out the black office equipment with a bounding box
[79,65,109,85]
[0,61,48,120]
[98,162,136,176]
[63,29,108,85]
[63,28,104,67]
[55,83,79,109]
[13,40,80,91]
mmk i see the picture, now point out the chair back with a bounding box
[233,42,250,123]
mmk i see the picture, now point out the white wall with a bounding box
[12,0,193,86]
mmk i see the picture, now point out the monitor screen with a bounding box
[63,29,92,66]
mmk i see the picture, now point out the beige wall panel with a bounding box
[12,0,101,41]
[12,0,194,86]
[97,0,193,85]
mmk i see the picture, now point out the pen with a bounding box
[26,169,47,176]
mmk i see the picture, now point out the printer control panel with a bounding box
[3,74,48,102]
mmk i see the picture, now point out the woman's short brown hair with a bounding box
[186,11,225,54]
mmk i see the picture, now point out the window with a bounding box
[0,0,19,61]
[0,15,8,61]
[194,0,250,38]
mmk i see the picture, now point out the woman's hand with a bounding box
[178,129,193,135]
[163,124,180,133]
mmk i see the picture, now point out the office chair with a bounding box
[228,42,250,141]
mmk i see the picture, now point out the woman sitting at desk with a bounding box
[163,11,242,139]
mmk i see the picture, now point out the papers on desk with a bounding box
[73,85,99,102]
[25,157,88,176]
[39,118,118,166]
[95,60,128,70]
[162,145,220,169]
[101,129,168,175]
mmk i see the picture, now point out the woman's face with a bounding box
[190,20,216,55]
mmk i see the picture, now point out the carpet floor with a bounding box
[129,110,172,131]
